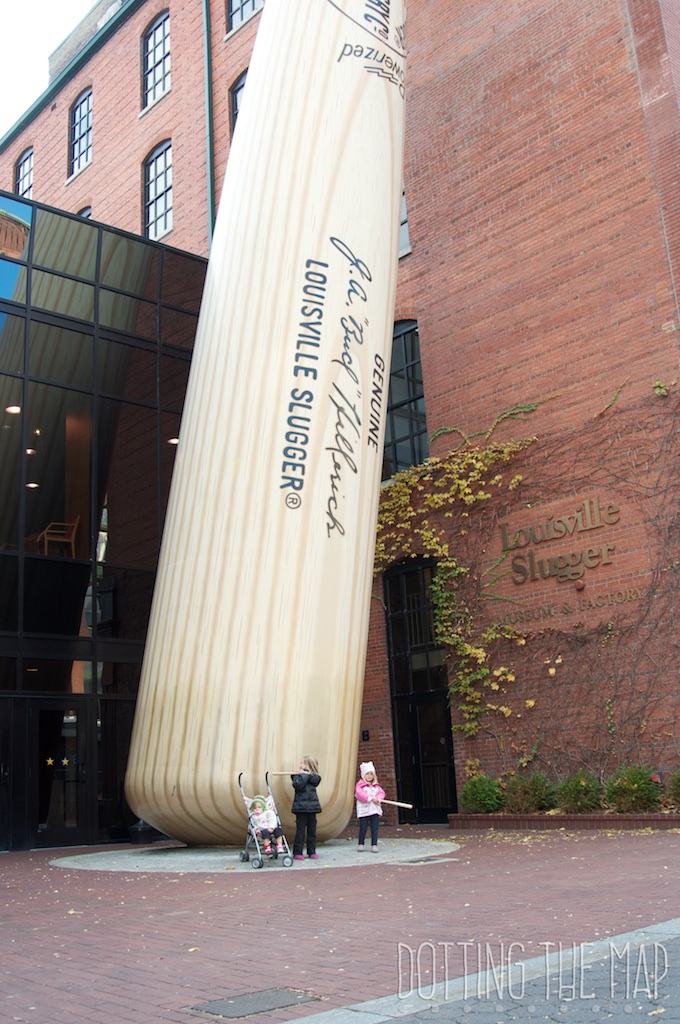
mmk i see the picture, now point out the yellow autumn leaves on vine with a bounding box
[375,434,537,735]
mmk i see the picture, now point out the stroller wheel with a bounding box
[282,855,294,867]
[239,851,249,862]
[251,857,264,869]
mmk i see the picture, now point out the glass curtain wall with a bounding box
[0,190,206,849]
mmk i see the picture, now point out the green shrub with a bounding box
[555,771,602,813]
[666,771,680,809]
[503,772,557,813]
[604,764,660,813]
[459,774,504,813]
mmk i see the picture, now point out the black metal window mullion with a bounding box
[382,320,428,480]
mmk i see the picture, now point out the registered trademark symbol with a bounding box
[285,492,301,510]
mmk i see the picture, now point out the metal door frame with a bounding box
[27,696,96,848]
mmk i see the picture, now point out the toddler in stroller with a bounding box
[249,794,284,856]
[238,773,294,868]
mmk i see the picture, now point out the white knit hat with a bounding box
[360,761,376,779]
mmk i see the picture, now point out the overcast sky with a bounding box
[1,0,97,138]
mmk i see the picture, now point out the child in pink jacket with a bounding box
[355,761,386,852]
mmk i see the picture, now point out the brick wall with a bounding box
[368,0,680,800]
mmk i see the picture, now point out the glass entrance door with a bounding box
[385,560,458,821]
[394,693,457,822]
[31,700,91,847]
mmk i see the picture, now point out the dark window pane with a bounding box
[413,427,428,465]
[98,340,156,401]
[98,566,154,640]
[391,654,409,695]
[97,698,138,839]
[411,650,431,692]
[23,559,91,636]
[22,658,92,693]
[395,700,415,806]
[418,702,454,808]
[160,351,189,411]
[99,290,157,339]
[32,209,97,279]
[388,615,408,657]
[98,664,141,697]
[382,321,428,480]
[395,439,412,469]
[0,556,18,631]
[408,360,423,390]
[23,382,92,559]
[0,657,17,689]
[0,376,24,550]
[29,320,93,388]
[382,450,395,479]
[100,232,159,299]
[160,306,198,351]
[391,404,414,441]
[384,561,447,698]
[87,571,116,637]
[160,411,180,532]
[162,250,205,311]
[385,574,402,612]
[30,269,94,322]
[406,594,433,648]
[390,367,409,405]
[98,399,158,567]
[429,652,448,688]
[0,312,25,374]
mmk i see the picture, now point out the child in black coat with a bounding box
[291,756,322,859]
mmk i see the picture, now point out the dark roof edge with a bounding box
[0,0,148,155]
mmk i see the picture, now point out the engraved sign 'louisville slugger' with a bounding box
[125,0,407,844]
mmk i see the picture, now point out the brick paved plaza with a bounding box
[2,825,680,1023]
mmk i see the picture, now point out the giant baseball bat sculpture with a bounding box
[125,0,407,844]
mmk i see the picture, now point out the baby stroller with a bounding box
[238,772,294,868]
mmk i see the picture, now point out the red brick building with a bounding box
[2,0,680,827]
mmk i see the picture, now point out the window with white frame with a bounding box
[69,88,93,176]
[15,148,33,198]
[143,12,171,108]
[227,0,263,32]
[144,140,173,240]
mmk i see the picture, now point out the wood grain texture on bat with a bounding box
[125,0,407,845]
